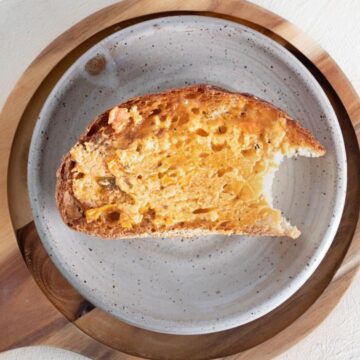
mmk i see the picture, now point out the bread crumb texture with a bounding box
[60,85,325,239]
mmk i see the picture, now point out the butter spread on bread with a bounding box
[56,85,325,239]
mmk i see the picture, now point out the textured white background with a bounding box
[0,1,359,359]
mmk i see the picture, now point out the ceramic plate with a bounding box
[0,346,89,360]
[28,15,346,334]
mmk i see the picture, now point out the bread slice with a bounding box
[56,84,325,239]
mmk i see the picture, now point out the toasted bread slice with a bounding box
[56,85,325,239]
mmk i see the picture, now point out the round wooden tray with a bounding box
[1,1,359,359]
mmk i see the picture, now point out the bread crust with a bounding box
[56,84,324,239]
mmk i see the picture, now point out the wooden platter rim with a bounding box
[1,1,360,359]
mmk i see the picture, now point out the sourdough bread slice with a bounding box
[56,85,325,239]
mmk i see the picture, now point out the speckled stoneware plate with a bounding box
[0,346,89,360]
[28,15,346,335]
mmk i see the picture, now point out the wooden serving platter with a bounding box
[1,1,359,359]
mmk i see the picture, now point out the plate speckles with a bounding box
[28,15,346,335]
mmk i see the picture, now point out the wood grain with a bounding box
[17,223,91,321]
[0,1,359,359]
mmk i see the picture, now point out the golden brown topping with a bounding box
[108,107,131,133]
[67,85,325,238]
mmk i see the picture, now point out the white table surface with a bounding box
[0,1,359,359]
